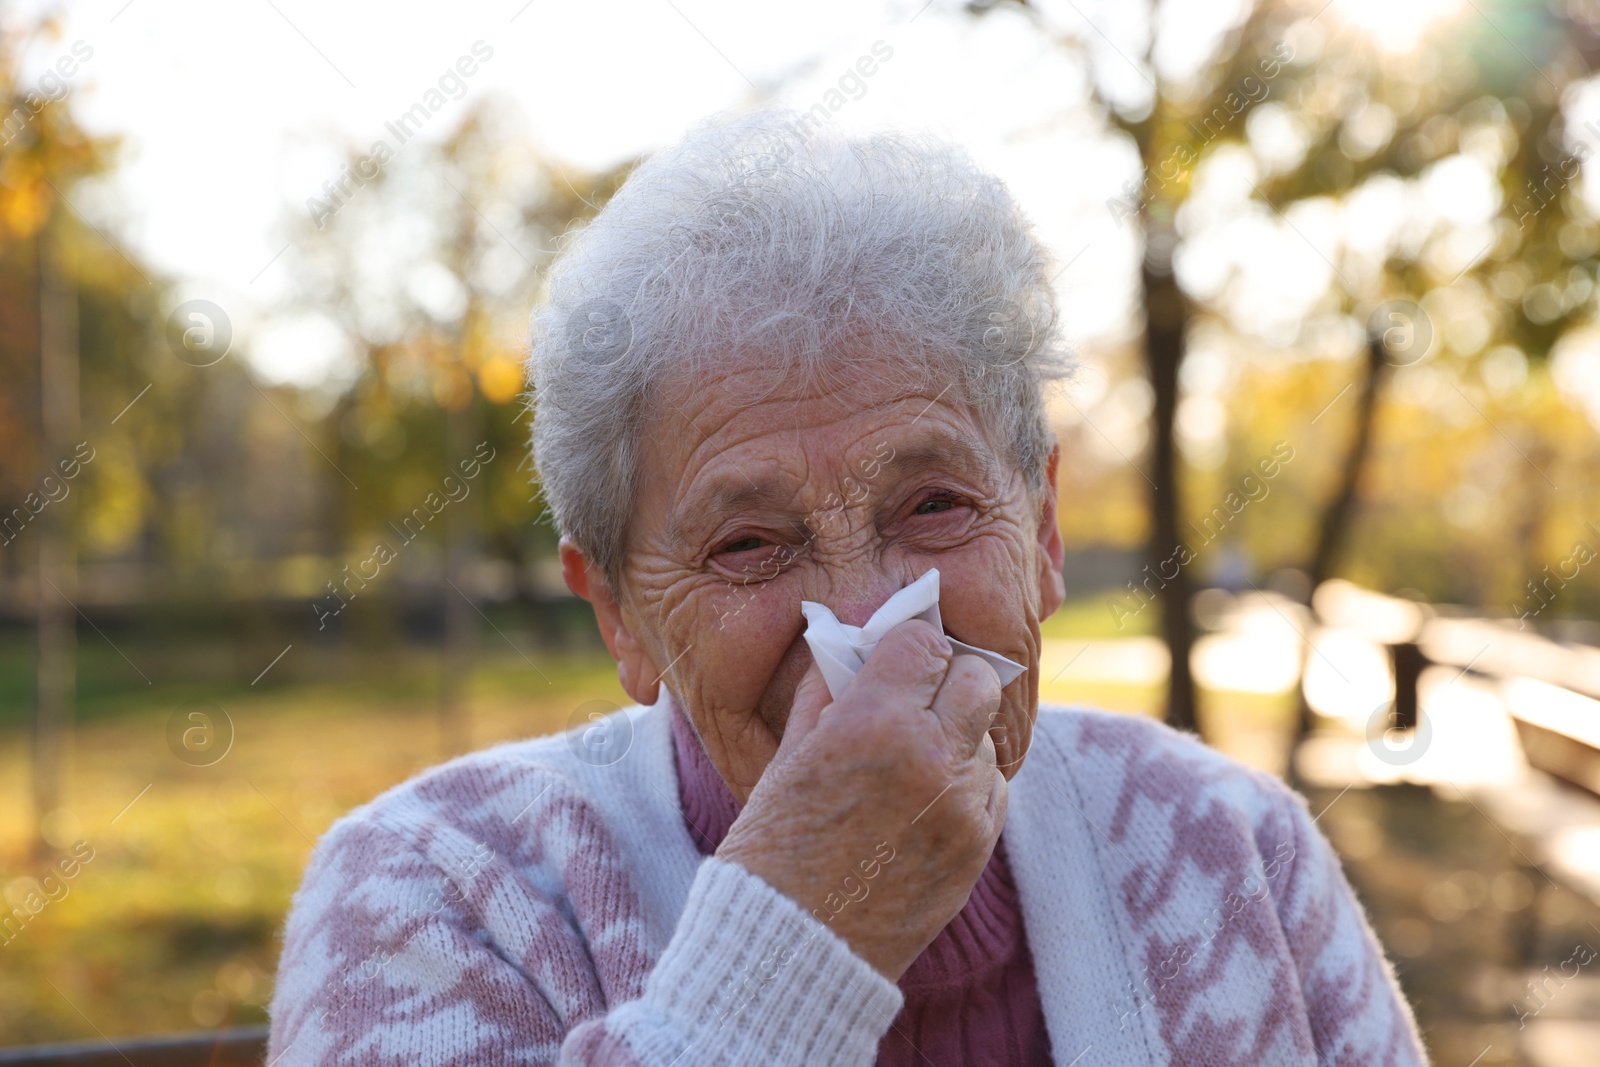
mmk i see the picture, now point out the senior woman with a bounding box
[268,112,1427,1066]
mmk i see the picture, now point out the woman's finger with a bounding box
[839,618,953,713]
[778,657,833,751]
[930,653,1003,756]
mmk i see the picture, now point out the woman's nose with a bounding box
[815,570,908,629]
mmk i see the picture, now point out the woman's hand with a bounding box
[716,618,1005,982]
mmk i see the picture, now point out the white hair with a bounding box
[528,108,1073,588]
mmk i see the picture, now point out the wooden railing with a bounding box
[1311,580,1600,906]
[0,1026,267,1066]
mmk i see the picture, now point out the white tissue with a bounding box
[799,568,1027,700]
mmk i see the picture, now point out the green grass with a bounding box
[0,646,625,1045]
[1040,589,1156,640]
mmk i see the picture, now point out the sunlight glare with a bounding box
[1328,0,1465,55]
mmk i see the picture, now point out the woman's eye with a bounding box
[913,497,958,515]
[721,537,767,554]
[714,537,796,583]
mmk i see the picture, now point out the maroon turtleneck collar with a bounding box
[667,698,1054,1061]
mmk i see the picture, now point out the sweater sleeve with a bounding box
[1270,789,1430,1067]
[267,816,902,1067]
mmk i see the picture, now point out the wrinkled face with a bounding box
[569,353,1065,803]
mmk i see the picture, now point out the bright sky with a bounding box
[10,0,1142,386]
[21,0,1596,443]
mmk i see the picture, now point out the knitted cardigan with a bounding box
[666,701,1054,1064]
[267,695,1430,1066]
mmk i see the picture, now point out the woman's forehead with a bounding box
[648,348,953,432]
[651,370,986,473]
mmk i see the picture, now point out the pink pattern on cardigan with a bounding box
[265,701,1429,1065]
[667,703,1054,1065]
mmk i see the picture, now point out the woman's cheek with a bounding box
[690,584,798,701]
[995,694,1034,778]
[931,541,1034,659]
[928,531,1037,777]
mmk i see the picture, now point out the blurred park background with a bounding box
[4,0,1600,1063]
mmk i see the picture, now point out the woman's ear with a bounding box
[560,538,662,705]
[1034,441,1066,620]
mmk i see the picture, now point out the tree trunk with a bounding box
[440,397,480,756]
[1141,235,1199,733]
[33,225,78,858]
[1291,334,1387,745]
